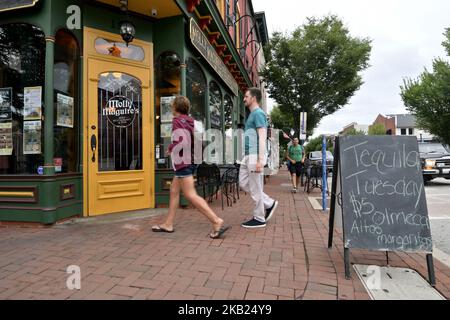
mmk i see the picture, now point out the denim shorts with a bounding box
[174,164,197,178]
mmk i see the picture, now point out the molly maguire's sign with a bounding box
[0,0,39,12]
[190,18,239,96]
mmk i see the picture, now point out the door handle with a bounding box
[91,134,97,163]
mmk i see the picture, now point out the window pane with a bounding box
[98,72,142,171]
[209,81,222,129]
[224,94,234,163]
[187,58,206,162]
[95,38,144,61]
[54,30,80,173]
[224,94,233,130]
[0,23,45,174]
[155,52,181,169]
[187,58,206,123]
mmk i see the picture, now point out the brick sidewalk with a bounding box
[0,168,449,300]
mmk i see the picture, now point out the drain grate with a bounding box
[354,264,445,300]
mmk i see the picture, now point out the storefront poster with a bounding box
[54,158,63,173]
[23,121,41,155]
[160,123,172,138]
[0,122,13,156]
[56,93,74,128]
[160,96,175,123]
[0,87,12,121]
[23,86,42,120]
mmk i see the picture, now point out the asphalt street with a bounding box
[426,178,450,260]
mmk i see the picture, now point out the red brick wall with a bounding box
[371,115,396,135]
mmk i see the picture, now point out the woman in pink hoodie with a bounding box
[152,96,230,239]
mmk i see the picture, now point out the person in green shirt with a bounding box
[285,138,305,193]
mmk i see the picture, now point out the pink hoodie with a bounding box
[168,114,195,171]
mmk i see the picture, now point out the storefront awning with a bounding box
[0,0,39,12]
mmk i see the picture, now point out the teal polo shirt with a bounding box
[244,107,268,155]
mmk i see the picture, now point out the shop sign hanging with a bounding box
[103,95,139,128]
[190,18,239,96]
[0,0,39,13]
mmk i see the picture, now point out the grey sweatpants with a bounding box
[239,155,275,222]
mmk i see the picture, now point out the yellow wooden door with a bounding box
[86,59,152,216]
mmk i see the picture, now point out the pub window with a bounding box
[208,81,222,163]
[94,37,144,61]
[53,29,80,173]
[186,57,206,130]
[409,128,414,135]
[224,94,234,163]
[209,81,222,130]
[186,58,206,163]
[0,23,45,174]
[155,51,181,169]
[401,128,407,135]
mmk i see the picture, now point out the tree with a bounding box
[344,128,366,136]
[270,105,294,157]
[304,135,334,154]
[270,105,294,134]
[368,124,386,135]
[261,15,372,137]
[400,28,450,145]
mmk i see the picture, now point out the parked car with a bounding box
[308,150,334,173]
[419,142,450,182]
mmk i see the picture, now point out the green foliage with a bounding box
[270,106,294,158]
[368,123,386,135]
[270,105,294,133]
[344,128,366,136]
[400,29,450,145]
[261,15,372,137]
[443,28,450,56]
[304,136,334,154]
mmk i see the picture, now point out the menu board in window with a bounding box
[0,122,13,156]
[56,93,74,128]
[0,88,12,121]
[160,96,175,123]
[23,121,42,155]
[23,86,42,120]
[160,123,172,138]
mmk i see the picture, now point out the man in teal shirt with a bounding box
[239,88,278,228]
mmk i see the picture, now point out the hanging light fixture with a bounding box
[118,0,135,47]
[120,21,135,46]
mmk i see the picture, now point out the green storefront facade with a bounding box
[0,0,262,224]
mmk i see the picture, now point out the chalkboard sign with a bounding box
[328,136,435,284]
[0,0,39,13]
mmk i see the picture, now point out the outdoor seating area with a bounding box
[195,163,241,210]
[303,163,328,194]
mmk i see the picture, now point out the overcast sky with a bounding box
[252,0,450,137]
